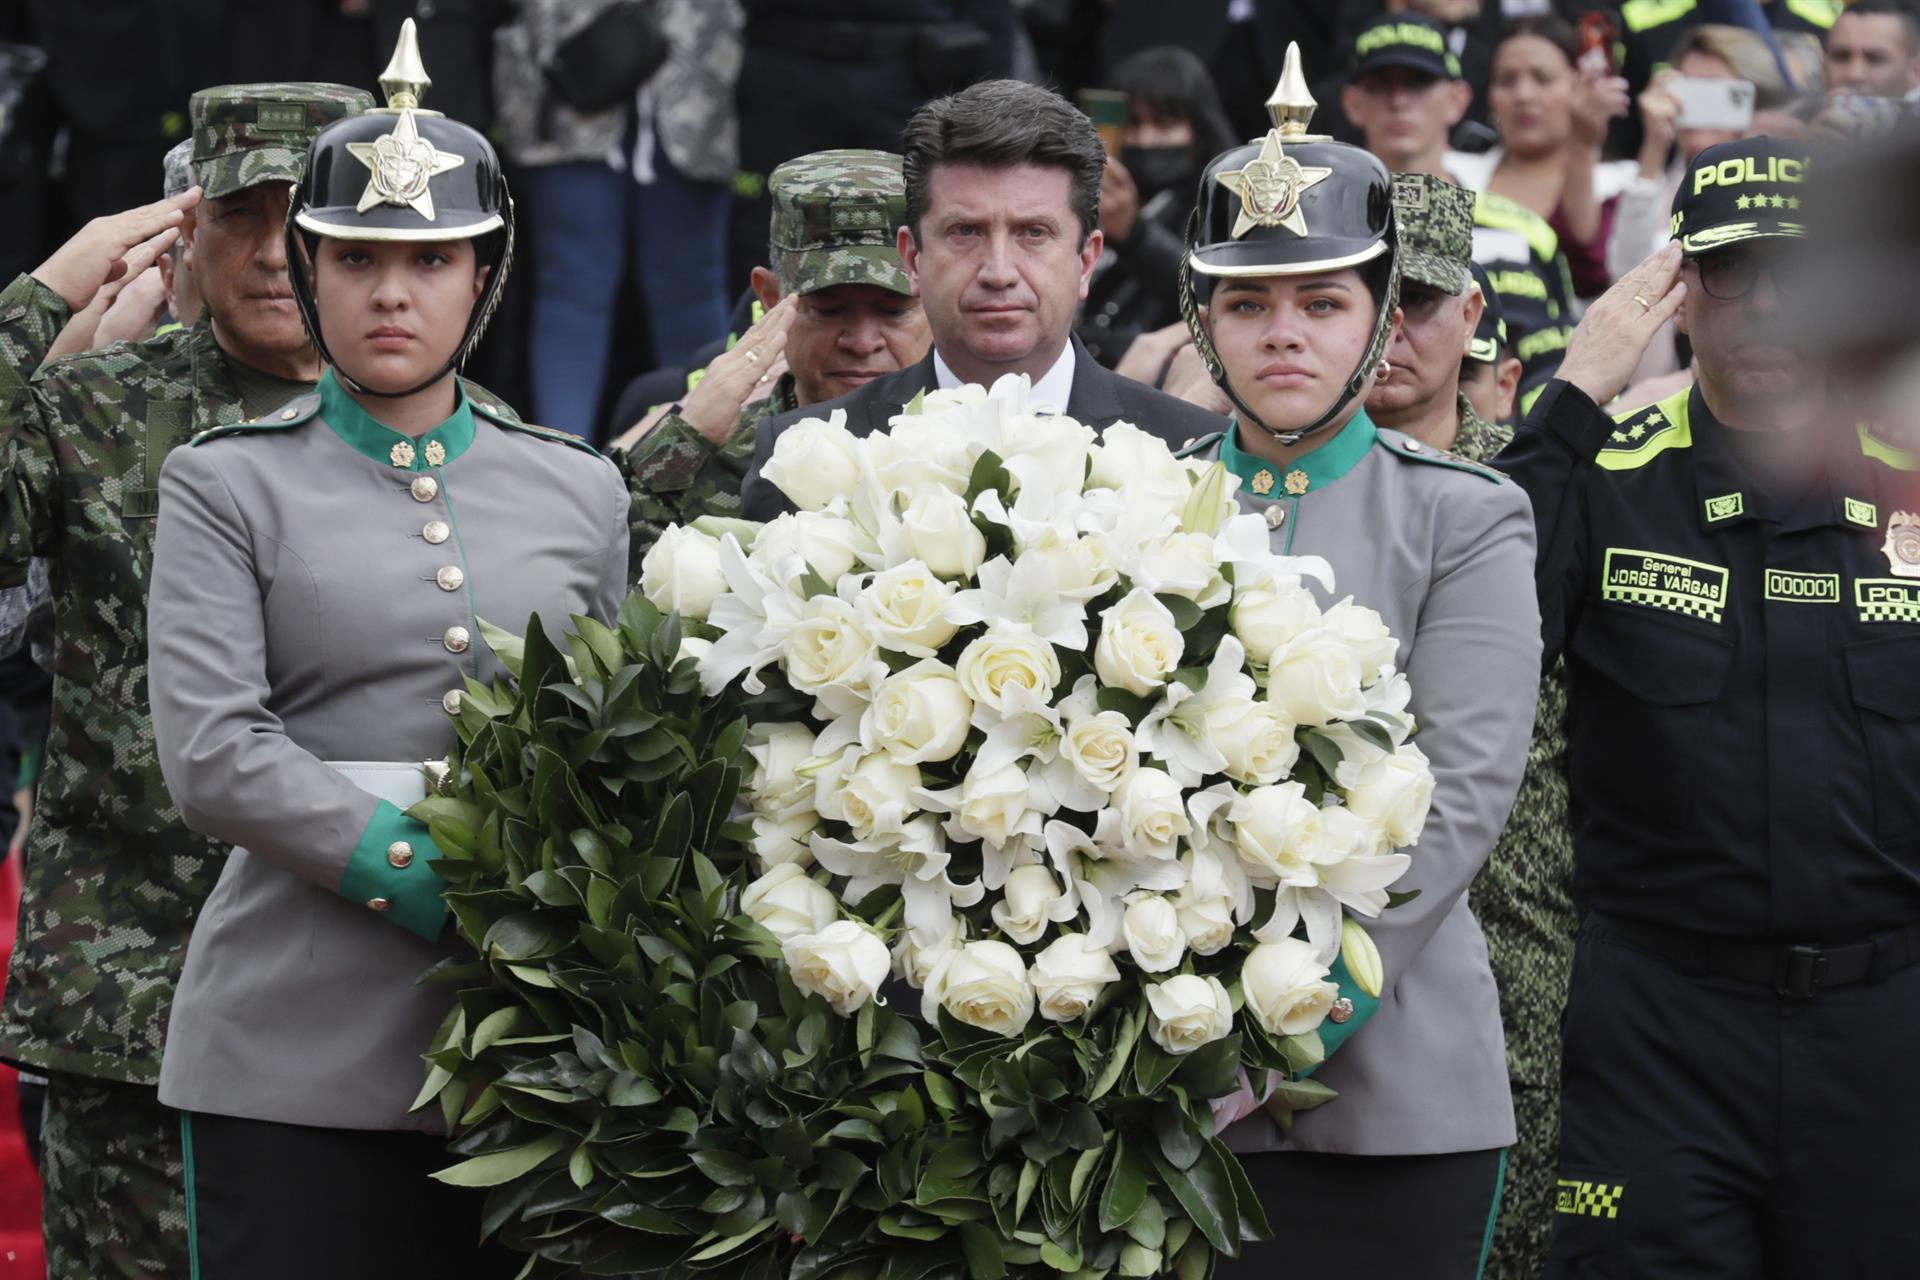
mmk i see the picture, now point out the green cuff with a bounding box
[338,800,448,942]
[1301,956,1382,1076]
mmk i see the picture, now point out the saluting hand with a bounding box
[613,296,797,452]
[1556,242,1686,408]
[32,188,202,315]
[43,222,187,364]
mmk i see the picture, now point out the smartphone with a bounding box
[1672,76,1757,131]
[1076,88,1128,158]
[1578,12,1618,74]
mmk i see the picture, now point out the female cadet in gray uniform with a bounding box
[146,27,628,1279]
[1182,47,1542,1279]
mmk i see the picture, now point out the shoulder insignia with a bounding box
[190,392,321,446]
[1174,431,1225,460]
[1596,387,1693,472]
[1378,428,1506,483]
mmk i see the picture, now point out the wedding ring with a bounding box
[1632,294,1652,311]
[744,349,760,365]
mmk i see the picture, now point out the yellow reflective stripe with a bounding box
[1596,387,1693,471]
[1859,422,1920,471]
[1622,0,1693,33]
[1783,0,1839,28]
[1474,192,1561,264]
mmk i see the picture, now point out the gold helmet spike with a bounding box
[1265,42,1323,141]
[377,18,437,115]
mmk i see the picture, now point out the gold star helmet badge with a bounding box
[1214,42,1332,240]
[1215,133,1332,239]
[347,109,464,221]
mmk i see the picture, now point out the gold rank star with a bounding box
[1214,130,1331,240]
[347,109,464,220]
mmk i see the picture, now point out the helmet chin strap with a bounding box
[284,191,516,402]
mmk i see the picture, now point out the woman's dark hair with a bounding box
[1495,14,1581,67]
[1108,46,1238,161]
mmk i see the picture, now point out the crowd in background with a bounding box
[2,0,1916,456]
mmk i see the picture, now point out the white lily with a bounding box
[946,553,1089,651]
[810,821,985,937]
[1042,819,1187,950]
[1135,636,1257,786]
[700,534,806,696]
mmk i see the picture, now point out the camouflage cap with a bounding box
[190,83,375,199]
[162,139,195,199]
[769,149,912,296]
[1392,173,1476,295]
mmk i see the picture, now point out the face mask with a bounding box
[1122,145,1198,203]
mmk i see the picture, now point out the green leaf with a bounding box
[430,1132,567,1187]
[1148,1140,1240,1254]
[687,1219,776,1262]
[1089,999,1144,1103]
[1119,1244,1161,1277]
[1156,594,1203,632]
[692,1149,754,1187]
[965,449,1014,505]
[923,1070,962,1116]
[1097,1135,1148,1232]
[568,1144,594,1190]
[1301,730,1345,780]
[958,1221,1007,1280]
[469,1005,523,1057]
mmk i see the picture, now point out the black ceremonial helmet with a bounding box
[1180,43,1401,445]
[287,19,514,398]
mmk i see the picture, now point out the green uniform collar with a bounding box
[1220,408,1378,499]
[318,367,475,471]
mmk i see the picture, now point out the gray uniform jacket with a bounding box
[148,373,629,1132]
[1192,411,1541,1156]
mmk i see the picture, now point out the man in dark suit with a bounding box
[740,77,1225,519]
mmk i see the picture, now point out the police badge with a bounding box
[1882,511,1920,578]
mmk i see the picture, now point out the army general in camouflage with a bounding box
[614,148,928,564]
[1370,175,1578,1280]
[0,81,371,1279]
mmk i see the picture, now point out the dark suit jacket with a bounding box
[739,335,1228,520]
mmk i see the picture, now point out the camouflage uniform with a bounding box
[0,82,372,1280]
[1396,178,1578,1280]
[615,148,912,564]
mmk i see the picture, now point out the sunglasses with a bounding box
[1690,250,1794,302]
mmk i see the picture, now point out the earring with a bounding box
[1374,360,1392,381]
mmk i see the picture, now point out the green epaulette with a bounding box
[1174,430,1226,460]
[1378,426,1506,483]
[190,390,321,445]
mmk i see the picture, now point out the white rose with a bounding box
[1089,421,1191,511]
[763,411,863,511]
[1030,933,1120,1021]
[1002,413,1096,493]
[783,920,892,1015]
[927,940,1035,1036]
[784,597,882,698]
[1265,626,1366,727]
[1061,710,1137,794]
[866,413,970,495]
[1095,589,1185,696]
[957,623,1062,716]
[1027,535,1118,602]
[949,761,1037,848]
[1122,894,1186,973]
[1322,599,1399,684]
[1145,974,1233,1055]
[839,753,923,843]
[1242,936,1340,1036]
[1230,581,1322,666]
[750,810,818,869]
[1339,744,1435,849]
[748,723,819,815]
[1228,783,1323,883]
[868,660,973,764]
[752,510,863,583]
[638,524,728,621]
[992,863,1067,944]
[1315,803,1388,864]
[859,560,959,656]
[900,487,987,580]
[1172,885,1236,957]
[1114,768,1191,860]
[1202,697,1300,787]
[741,862,838,941]
[894,914,965,987]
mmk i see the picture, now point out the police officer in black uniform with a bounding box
[1502,135,1920,1277]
